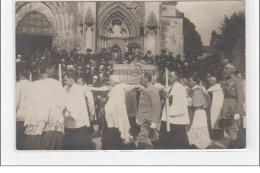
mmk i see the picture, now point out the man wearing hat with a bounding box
[85,65,96,85]
[43,48,51,60]
[16,54,22,63]
[50,47,60,66]
[155,49,168,72]
[143,50,154,64]
[127,53,135,64]
[96,48,106,66]
[92,72,109,139]
[136,50,144,63]
[85,49,92,64]
[221,63,245,149]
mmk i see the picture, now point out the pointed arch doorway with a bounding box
[97,2,140,54]
[16,11,55,55]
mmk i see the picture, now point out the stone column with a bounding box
[146,27,158,56]
[78,2,96,52]
[85,25,94,51]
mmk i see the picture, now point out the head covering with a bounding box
[67,65,75,71]
[147,50,152,54]
[109,75,120,84]
[99,65,105,70]
[93,75,98,79]
[73,47,79,51]
[161,49,167,54]
[86,48,92,52]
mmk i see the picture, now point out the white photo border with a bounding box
[1,0,259,165]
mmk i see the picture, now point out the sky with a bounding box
[176,0,245,45]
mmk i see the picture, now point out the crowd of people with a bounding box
[16,46,246,150]
[16,47,222,85]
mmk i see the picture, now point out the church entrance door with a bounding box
[16,35,53,55]
[16,11,55,56]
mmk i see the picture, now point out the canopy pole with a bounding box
[58,63,62,86]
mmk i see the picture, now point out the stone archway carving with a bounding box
[98,3,139,37]
[84,8,95,28]
[16,11,54,36]
[15,2,57,31]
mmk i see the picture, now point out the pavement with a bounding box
[91,125,230,150]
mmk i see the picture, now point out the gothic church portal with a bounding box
[16,1,184,55]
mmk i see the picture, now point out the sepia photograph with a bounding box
[14,0,247,151]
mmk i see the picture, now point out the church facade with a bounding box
[16,1,184,56]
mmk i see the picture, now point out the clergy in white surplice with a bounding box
[24,63,66,150]
[207,77,224,130]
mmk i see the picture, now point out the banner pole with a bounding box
[29,72,32,82]
[165,68,170,132]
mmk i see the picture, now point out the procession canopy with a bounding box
[113,63,158,84]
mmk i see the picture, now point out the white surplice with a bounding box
[24,78,66,135]
[64,84,91,129]
[207,83,224,129]
[105,83,137,143]
[16,79,31,122]
[161,82,190,125]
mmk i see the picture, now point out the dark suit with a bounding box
[136,84,161,148]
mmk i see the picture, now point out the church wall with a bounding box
[160,3,184,56]
[15,2,184,56]
[172,18,184,56]
[144,2,160,55]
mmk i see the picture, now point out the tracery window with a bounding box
[147,12,158,32]
[106,18,129,37]
[16,12,54,35]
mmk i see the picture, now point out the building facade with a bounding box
[16,1,184,56]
